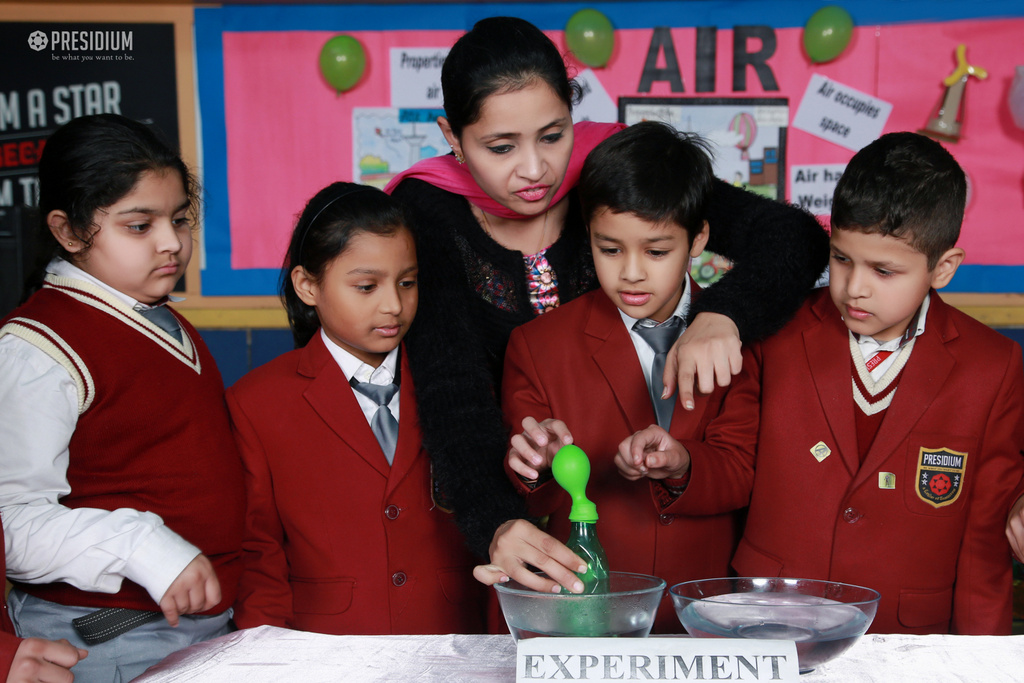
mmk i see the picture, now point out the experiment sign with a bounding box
[0,22,179,210]
[516,638,800,682]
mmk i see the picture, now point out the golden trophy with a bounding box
[920,44,987,142]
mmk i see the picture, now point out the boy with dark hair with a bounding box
[625,131,1024,634]
[494,121,748,631]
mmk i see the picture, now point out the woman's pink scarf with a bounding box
[383,120,625,220]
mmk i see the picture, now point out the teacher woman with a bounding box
[386,16,828,592]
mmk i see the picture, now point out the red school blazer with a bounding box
[674,288,1024,635]
[502,287,745,633]
[227,333,486,635]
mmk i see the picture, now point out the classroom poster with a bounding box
[0,22,179,209]
[195,1,1024,296]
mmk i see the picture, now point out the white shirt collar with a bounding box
[319,328,398,385]
[47,258,186,310]
[854,292,930,357]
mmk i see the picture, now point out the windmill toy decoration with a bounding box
[920,44,987,142]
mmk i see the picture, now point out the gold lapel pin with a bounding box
[810,441,831,462]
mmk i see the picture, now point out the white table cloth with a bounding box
[133,625,1024,682]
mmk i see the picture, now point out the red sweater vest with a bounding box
[3,281,244,613]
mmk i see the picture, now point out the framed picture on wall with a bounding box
[618,97,790,202]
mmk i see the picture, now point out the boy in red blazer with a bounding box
[495,122,750,632]
[624,132,1024,634]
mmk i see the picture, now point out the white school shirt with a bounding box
[318,328,401,426]
[852,293,930,380]
[616,278,693,399]
[0,259,200,605]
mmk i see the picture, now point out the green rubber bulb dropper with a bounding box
[552,444,609,594]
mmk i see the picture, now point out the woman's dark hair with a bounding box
[281,182,412,348]
[24,113,197,299]
[441,16,583,137]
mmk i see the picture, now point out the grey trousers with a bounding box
[7,588,233,682]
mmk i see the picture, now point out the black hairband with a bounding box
[296,184,380,262]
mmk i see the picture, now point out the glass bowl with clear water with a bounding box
[671,577,880,673]
[495,571,666,640]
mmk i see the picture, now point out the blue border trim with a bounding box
[197,8,280,294]
[946,266,1024,293]
[196,1,1024,32]
[196,2,1024,295]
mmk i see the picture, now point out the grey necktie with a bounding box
[350,379,399,464]
[137,305,182,343]
[633,316,685,429]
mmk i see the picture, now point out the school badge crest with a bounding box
[915,447,967,508]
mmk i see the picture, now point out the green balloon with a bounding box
[803,5,854,63]
[552,445,598,523]
[319,35,366,93]
[565,9,615,68]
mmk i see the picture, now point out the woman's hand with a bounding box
[485,519,586,594]
[472,564,510,586]
[662,312,742,410]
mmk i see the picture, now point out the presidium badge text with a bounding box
[28,29,134,62]
[916,447,967,508]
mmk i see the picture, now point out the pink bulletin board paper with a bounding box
[221,20,1024,272]
[877,20,1024,265]
[223,30,463,270]
[764,20,1024,267]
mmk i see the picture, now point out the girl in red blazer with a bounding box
[228,183,486,635]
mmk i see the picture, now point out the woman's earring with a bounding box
[67,241,74,247]
[450,144,464,165]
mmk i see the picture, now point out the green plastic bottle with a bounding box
[552,444,610,594]
[565,518,610,594]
